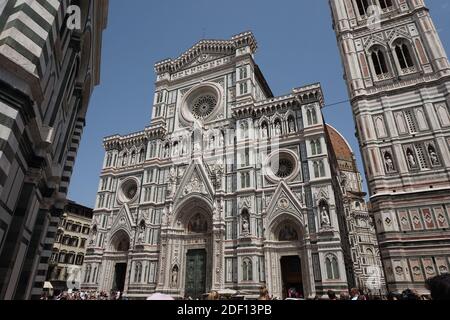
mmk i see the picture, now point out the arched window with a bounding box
[394,41,415,70]
[240,82,248,95]
[314,162,320,178]
[311,141,317,155]
[307,109,313,126]
[84,265,91,283]
[379,0,393,10]
[261,121,269,138]
[319,160,326,177]
[355,0,370,17]
[240,121,249,139]
[242,258,253,281]
[106,153,113,167]
[326,255,340,280]
[134,262,142,283]
[240,66,248,79]
[371,48,389,76]
[312,109,318,124]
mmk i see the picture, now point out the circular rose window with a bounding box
[118,178,139,203]
[264,150,300,183]
[275,158,295,178]
[191,95,217,119]
[179,83,223,126]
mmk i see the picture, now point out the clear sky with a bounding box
[68,0,450,208]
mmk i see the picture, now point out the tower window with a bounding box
[355,0,370,16]
[395,42,415,70]
[379,0,393,10]
[371,49,389,76]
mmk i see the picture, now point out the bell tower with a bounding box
[330,0,450,293]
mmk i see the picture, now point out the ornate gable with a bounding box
[154,31,257,75]
[110,204,135,236]
[265,181,305,226]
[174,159,215,205]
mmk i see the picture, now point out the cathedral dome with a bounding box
[326,124,357,172]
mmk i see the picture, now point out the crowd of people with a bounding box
[41,274,450,301]
[41,290,125,300]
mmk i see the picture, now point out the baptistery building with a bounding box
[82,32,383,299]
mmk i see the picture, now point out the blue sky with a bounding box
[68,0,450,208]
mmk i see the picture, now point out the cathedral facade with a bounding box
[83,32,383,299]
[330,0,450,294]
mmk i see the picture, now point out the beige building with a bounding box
[47,201,93,294]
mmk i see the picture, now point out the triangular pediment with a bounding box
[110,204,134,235]
[174,159,215,205]
[265,182,305,225]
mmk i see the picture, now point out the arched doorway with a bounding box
[264,214,315,299]
[109,230,130,293]
[159,196,215,298]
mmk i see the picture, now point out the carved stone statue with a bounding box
[261,123,268,138]
[428,147,440,166]
[275,122,282,136]
[89,227,97,245]
[242,217,250,234]
[171,267,178,286]
[168,166,177,196]
[138,225,145,244]
[407,150,416,167]
[288,118,296,133]
[384,153,395,173]
[320,205,331,228]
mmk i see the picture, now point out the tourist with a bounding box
[258,286,271,300]
[207,291,220,300]
[339,290,349,300]
[426,274,450,301]
[350,288,360,300]
[400,289,421,301]
[327,290,337,300]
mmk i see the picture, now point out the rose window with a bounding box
[275,159,294,178]
[119,179,139,203]
[191,95,217,119]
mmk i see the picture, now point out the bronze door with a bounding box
[185,249,207,299]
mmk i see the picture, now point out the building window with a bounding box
[394,41,415,70]
[241,172,251,189]
[134,262,143,283]
[313,161,326,178]
[355,0,370,17]
[311,140,322,155]
[325,255,340,280]
[242,258,253,281]
[307,108,318,126]
[371,48,389,76]
[239,66,248,79]
[379,0,393,10]
[240,82,248,95]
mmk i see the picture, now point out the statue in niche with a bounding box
[173,143,179,157]
[428,146,440,166]
[181,138,187,155]
[242,216,250,235]
[261,123,268,138]
[209,135,215,150]
[137,223,145,244]
[320,202,331,228]
[288,118,296,133]
[275,122,282,136]
[89,226,98,245]
[131,152,136,165]
[162,207,168,226]
[171,266,179,286]
[406,149,417,168]
[384,152,395,173]
[168,166,177,196]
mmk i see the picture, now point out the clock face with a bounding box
[191,95,218,120]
